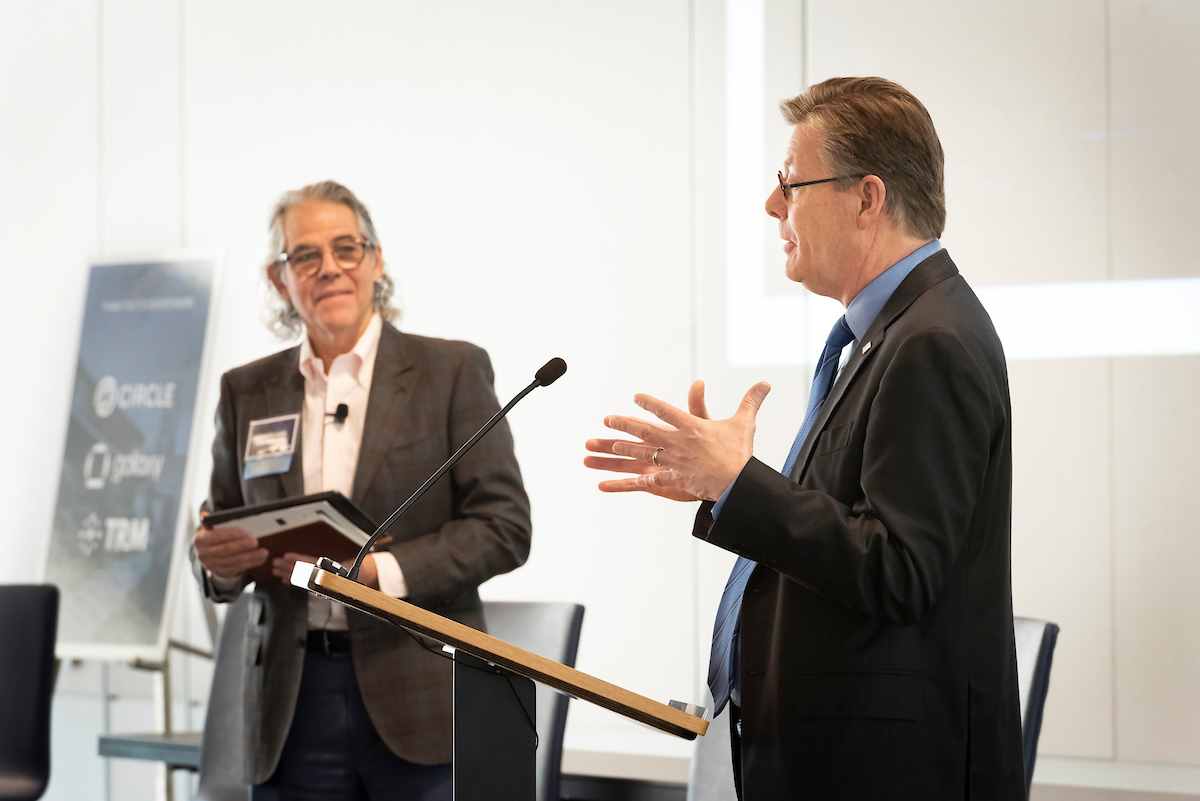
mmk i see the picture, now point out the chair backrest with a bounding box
[1013,615,1059,798]
[483,601,585,801]
[195,592,251,801]
[687,618,1061,801]
[0,584,59,801]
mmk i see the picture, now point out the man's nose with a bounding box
[315,249,344,277]
[765,185,784,220]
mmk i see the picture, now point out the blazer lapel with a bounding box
[262,348,306,498]
[351,324,419,504]
[788,250,960,482]
[788,332,883,481]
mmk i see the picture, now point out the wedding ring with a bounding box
[651,447,665,467]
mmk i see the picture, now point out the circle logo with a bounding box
[94,376,118,418]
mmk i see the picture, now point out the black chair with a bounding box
[0,585,59,801]
[195,592,251,801]
[1013,615,1059,798]
[688,617,1061,801]
[483,601,585,801]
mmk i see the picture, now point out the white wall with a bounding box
[1,0,1197,798]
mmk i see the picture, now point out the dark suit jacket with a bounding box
[192,323,531,783]
[695,251,1025,800]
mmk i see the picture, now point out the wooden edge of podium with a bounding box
[305,567,708,740]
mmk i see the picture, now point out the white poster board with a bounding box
[45,254,221,661]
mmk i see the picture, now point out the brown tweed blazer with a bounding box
[191,323,532,783]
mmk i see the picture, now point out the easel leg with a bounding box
[152,665,173,801]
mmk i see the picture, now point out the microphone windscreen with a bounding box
[535,357,568,386]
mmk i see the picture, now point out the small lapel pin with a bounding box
[862,341,872,354]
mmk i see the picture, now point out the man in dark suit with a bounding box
[586,78,1025,799]
[191,181,531,800]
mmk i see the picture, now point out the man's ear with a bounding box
[267,262,290,300]
[856,175,887,230]
[371,245,385,282]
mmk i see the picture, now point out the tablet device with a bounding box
[206,491,378,583]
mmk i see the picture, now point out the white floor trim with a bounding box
[558,750,1200,793]
[561,749,690,784]
[1034,756,1200,795]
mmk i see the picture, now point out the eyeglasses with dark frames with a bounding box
[777,171,866,200]
[276,236,374,279]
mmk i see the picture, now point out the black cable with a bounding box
[393,624,538,750]
[501,670,539,750]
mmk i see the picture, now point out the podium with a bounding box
[292,563,708,801]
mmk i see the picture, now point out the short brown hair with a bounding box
[780,77,945,239]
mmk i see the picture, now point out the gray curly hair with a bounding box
[264,180,400,340]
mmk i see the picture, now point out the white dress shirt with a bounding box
[298,313,407,630]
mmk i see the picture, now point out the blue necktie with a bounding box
[707,315,855,715]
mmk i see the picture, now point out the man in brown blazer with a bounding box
[191,181,531,800]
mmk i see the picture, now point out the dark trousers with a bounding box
[251,650,452,801]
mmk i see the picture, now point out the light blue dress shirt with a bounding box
[712,239,942,518]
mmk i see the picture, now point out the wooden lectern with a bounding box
[292,563,708,801]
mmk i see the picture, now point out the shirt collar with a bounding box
[845,239,942,341]
[298,313,383,387]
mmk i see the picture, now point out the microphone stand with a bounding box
[326,358,566,582]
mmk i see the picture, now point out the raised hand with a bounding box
[584,380,771,502]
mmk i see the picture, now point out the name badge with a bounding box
[243,413,300,480]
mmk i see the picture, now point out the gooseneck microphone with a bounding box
[326,403,349,424]
[340,357,567,582]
